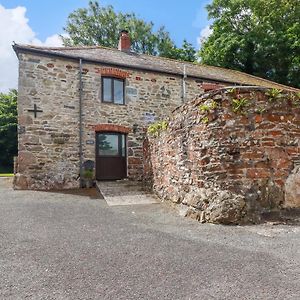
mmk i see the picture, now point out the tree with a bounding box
[62,1,196,62]
[199,0,300,88]
[0,90,17,173]
[162,40,197,62]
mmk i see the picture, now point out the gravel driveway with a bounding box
[0,181,299,300]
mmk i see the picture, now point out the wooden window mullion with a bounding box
[118,134,122,156]
[111,78,114,103]
[101,77,124,104]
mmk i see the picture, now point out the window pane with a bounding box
[121,135,126,157]
[114,80,124,104]
[98,134,119,156]
[103,78,112,102]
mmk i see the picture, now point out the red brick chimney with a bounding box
[118,30,131,52]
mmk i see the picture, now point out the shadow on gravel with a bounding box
[261,208,300,226]
[41,188,104,200]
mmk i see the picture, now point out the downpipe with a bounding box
[79,58,83,188]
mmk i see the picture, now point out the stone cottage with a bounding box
[13,31,298,190]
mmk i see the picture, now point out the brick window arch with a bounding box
[94,124,131,134]
[100,68,129,79]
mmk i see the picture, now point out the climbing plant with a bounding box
[265,88,283,102]
[231,97,249,113]
[199,99,219,124]
[147,121,168,137]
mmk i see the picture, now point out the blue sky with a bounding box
[0,0,212,92]
[1,0,212,47]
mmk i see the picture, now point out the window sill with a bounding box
[101,101,126,106]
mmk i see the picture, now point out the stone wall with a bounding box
[15,52,225,189]
[145,88,300,224]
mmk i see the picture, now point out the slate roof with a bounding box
[13,44,299,92]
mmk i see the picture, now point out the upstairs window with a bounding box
[101,77,125,105]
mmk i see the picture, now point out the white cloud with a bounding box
[31,34,65,47]
[197,25,213,48]
[0,5,64,93]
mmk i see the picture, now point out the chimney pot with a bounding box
[118,30,131,52]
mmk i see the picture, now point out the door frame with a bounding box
[95,131,127,181]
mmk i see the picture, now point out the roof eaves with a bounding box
[13,44,299,92]
[13,44,240,85]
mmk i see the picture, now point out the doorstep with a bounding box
[96,180,158,206]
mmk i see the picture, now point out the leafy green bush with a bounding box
[83,169,94,179]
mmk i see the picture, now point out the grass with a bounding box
[0,173,14,177]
